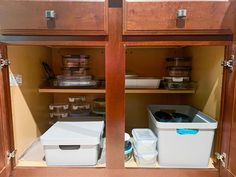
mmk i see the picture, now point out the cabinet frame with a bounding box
[0,5,236,177]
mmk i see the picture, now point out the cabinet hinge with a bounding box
[0,54,11,70]
[6,150,16,162]
[221,55,234,72]
[215,152,227,167]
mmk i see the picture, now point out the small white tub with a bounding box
[134,148,158,167]
[132,128,157,154]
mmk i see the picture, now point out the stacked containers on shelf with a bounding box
[92,98,106,116]
[132,129,158,167]
[54,55,97,87]
[68,96,91,117]
[49,104,70,124]
[48,96,92,123]
[163,57,192,89]
[62,55,89,76]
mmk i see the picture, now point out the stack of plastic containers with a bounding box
[49,103,70,121]
[48,96,92,122]
[132,129,158,167]
[53,55,98,87]
[68,96,91,117]
[163,57,193,89]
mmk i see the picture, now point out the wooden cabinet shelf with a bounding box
[38,87,106,94]
[125,89,195,94]
[38,87,195,94]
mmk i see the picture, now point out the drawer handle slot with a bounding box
[176,129,199,135]
[59,145,80,150]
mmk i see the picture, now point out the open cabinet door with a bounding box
[219,44,236,177]
[0,43,14,177]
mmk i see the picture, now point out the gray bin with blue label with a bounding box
[148,105,218,168]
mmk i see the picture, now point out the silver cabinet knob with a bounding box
[45,10,56,20]
[176,9,187,19]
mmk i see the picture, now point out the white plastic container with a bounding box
[134,148,158,167]
[132,128,157,154]
[125,78,161,88]
[40,121,104,166]
[148,105,218,168]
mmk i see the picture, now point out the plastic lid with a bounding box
[132,128,157,142]
[40,121,104,146]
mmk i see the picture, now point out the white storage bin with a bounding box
[134,148,158,167]
[148,105,218,168]
[132,128,157,154]
[40,121,104,166]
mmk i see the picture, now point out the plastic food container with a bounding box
[63,57,80,68]
[71,68,88,76]
[125,78,161,88]
[164,81,194,90]
[163,77,190,83]
[134,148,157,167]
[132,129,157,154]
[148,105,218,168]
[49,104,69,112]
[68,96,86,103]
[40,121,104,166]
[92,98,105,115]
[54,78,98,87]
[62,67,89,77]
[167,67,191,77]
[63,55,89,68]
[71,103,91,111]
[166,57,191,67]
[62,67,72,76]
[49,112,69,119]
[57,75,92,81]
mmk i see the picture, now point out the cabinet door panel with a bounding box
[123,1,231,35]
[0,43,13,177]
[0,1,108,35]
[220,45,236,177]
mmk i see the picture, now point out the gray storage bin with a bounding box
[148,105,217,168]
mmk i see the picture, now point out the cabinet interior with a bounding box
[125,46,224,168]
[7,44,224,168]
[7,45,106,167]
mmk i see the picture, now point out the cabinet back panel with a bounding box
[185,46,224,121]
[8,46,53,160]
[126,47,184,77]
[184,46,224,160]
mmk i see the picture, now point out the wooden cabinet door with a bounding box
[219,45,236,177]
[123,0,232,35]
[0,0,108,35]
[0,43,14,177]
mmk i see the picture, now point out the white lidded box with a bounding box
[148,105,217,168]
[125,78,161,88]
[40,121,104,166]
[134,147,158,167]
[132,128,157,154]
